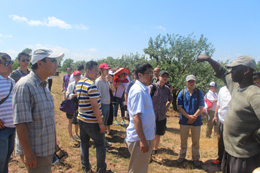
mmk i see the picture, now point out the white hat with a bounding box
[108,70,114,76]
[186,75,196,82]
[209,81,217,87]
[31,49,64,65]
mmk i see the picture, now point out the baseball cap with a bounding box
[159,70,169,76]
[209,81,217,87]
[31,49,64,65]
[99,63,111,69]
[186,75,196,82]
[108,70,114,76]
[226,56,256,70]
[73,70,81,76]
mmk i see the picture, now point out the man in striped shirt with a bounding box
[0,52,15,173]
[76,61,109,173]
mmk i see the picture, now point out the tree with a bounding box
[257,61,260,71]
[144,33,219,110]
[61,58,74,72]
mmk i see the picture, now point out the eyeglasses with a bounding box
[21,59,30,62]
[1,60,14,66]
[41,58,57,63]
[161,75,169,78]
[144,72,154,76]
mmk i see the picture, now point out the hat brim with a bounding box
[47,52,65,60]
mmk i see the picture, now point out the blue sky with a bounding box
[1,0,259,63]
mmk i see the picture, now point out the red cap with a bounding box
[73,70,81,76]
[99,63,111,69]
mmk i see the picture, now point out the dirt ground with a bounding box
[8,74,222,173]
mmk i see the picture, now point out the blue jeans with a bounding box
[101,104,110,126]
[113,97,125,117]
[79,121,106,173]
[0,127,15,173]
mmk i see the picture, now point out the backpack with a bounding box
[150,83,157,98]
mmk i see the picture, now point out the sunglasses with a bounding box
[21,59,30,62]
[2,60,14,66]
[41,58,57,63]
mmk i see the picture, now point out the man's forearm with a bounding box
[90,98,103,124]
[133,113,146,142]
[194,107,203,118]
[207,58,221,73]
[15,123,34,155]
[177,106,190,118]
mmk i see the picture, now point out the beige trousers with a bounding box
[126,140,153,173]
[179,125,201,161]
[205,110,217,137]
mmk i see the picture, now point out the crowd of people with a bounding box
[0,48,260,173]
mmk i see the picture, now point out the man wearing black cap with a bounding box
[198,55,260,173]
[149,70,173,156]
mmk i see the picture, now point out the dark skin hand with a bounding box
[0,119,5,129]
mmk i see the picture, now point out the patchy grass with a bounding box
[9,73,222,173]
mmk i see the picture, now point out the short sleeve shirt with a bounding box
[205,90,218,111]
[76,77,102,123]
[149,83,173,121]
[13,71,56,157]
[177,88,205,126]
[126,80,156,142]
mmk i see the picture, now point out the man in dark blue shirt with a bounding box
[177,75,204,167]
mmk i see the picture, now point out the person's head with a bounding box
[77,64,84,73]
[253,71,260,87]
[226,56,256,83]
[209,81,217,92]
[17,52,30,69]
[135,62,153,86]
[66,67,71,75]
[31,49,64,77]
[99,63,110,77]
[0,52,13,77]
[185,75,196,90]
[73,70,81,83]
[154,67,160,78]
[85,61,98,80]
[118,72,126,80]
[158,70,169,84]
[107,70,114,82]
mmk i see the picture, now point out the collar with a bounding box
[30,71,48,87]
[136,80,148,91]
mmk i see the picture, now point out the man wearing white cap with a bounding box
[205,81,218,138]
[198,55,260,173]
[177,74,205,167]
[13,49,64,172]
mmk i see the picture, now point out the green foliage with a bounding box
[61,58,74,71]
[257,61,260,71]
[144,33,218,110]
[71,60,86,71]
[97,53,149,72]
[22,48,32,55]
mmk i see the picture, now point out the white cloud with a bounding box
[157,25,166,31]
[88,48,98,52]
[0,33,13,38]
[9,15,88,30]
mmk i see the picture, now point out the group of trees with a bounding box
[13,33,260,109]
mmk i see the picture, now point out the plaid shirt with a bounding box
[13,71,56,157]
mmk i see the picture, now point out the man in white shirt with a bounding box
[212,86,231,165]
[125,62,155,173]
[205,81,218,138]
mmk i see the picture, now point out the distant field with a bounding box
[9,73,221,173]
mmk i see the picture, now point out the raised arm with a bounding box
[197,55,221,73]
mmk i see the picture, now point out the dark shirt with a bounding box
[149,83,173,121]
[177,88,204,126]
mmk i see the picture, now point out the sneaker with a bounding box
[121,121,126,126]
[105,141,112,147]
[176,158,185,164]
[193,160,201,167]
[212,159,220,165]
[73,134,81,140]
[114,120,119,125]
